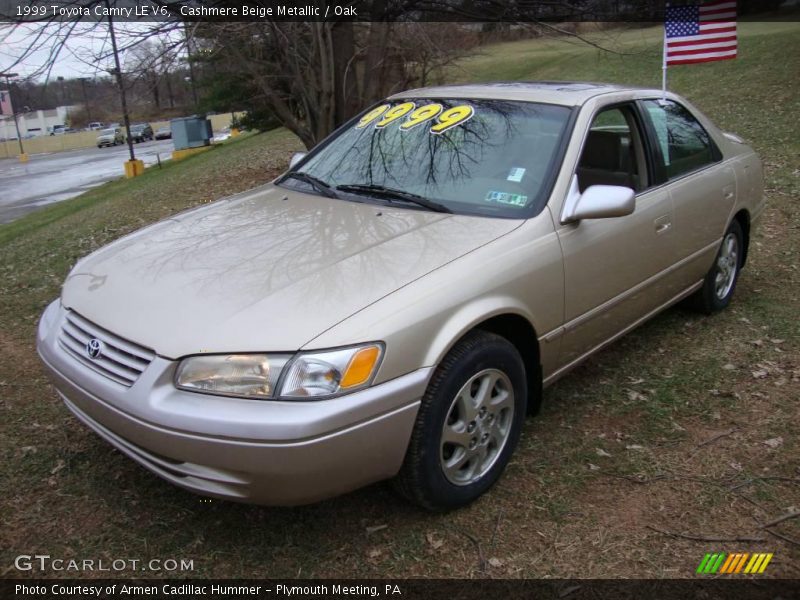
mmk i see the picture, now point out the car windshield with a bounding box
[286,98,572,218]
[100,129,115,135]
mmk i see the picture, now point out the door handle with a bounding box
[654,215,672,234]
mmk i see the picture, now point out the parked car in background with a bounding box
[154,126,172,140]
[88,122,105,131]
[50,125,67,135]
[96,127,124,148]
[129,123,154,143]
[38,82,763,510]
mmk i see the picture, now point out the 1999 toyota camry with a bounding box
[38,82,763,510]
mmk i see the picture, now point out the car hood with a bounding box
[62,185,521,358]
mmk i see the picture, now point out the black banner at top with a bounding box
[0,0,795,23]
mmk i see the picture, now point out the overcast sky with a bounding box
[0,22,182,81]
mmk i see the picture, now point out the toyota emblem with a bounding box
[86,338,104,360]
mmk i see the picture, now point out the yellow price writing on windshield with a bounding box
[399,103,443,131]
[356,104,391,128]
[375,102,416,128]
[356,102,475,134]
[430,105,475,134]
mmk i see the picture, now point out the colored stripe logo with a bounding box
[696,552,773,574]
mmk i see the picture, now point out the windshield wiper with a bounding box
[336,184,452,214]
[282,171,338,198]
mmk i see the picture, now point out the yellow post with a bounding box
[124,159,145,178]
[18,152,28,163]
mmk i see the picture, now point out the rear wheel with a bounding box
[394,330,527,511]
[689,220,743,314]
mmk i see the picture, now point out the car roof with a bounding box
[389,81,651,107]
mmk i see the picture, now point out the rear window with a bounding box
[643,100,719,179]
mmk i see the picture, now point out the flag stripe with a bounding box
[701,10,736,19]
[668,43,737,56]
[668,35,737,48]
[701,1,736,9]
[667,53,737,66]
[668,31,737,44]
[699,24,737,33]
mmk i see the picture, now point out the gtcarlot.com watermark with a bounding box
[14,554,194,572]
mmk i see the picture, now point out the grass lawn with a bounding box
[1,23,798,579]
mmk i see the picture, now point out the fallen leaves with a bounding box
[762,437,784,449]
[626,389,647,402]
[425,532,444,551]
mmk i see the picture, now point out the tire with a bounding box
[394,330,527,511]
[688,220,744,314]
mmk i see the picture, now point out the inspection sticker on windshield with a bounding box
[507,167,526,182]
[485,191,528,207]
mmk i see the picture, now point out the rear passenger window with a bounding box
[643,100,718,179]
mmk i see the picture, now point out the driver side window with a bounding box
[576,106,647,193]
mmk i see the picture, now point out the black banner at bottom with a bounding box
[3,579,799,600]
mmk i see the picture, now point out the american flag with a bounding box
[0,90,12,116]
[665,1,738,66]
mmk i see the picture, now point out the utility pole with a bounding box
[0,72,26,161]
[184,21,199,108]
[79,77,92,123]
[106,3,135,163]
[106,1,142,177]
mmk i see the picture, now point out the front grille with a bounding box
[58,311,155,386]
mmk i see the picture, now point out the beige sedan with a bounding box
[37,82,763,509]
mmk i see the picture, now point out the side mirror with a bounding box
[289,152,307,169]
[563,181,635,222]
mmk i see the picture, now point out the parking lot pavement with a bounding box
[0,139,174,224]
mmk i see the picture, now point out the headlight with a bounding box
[175,343,383,400]
[175,354,291,399]
[279,344,383,399]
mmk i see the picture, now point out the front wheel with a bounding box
[689,220,744,314]
[394,330,527,511]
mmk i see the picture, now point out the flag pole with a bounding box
[662,27,668,102]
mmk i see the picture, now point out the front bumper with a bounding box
[37,301,429,505]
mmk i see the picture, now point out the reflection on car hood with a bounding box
[61,184,521,358]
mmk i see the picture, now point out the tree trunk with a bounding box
[331,22,358,125]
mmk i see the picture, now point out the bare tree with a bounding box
[1,0,666,148]
[204,20,480,148]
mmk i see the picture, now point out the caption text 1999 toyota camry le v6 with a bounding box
[37,82,763,510]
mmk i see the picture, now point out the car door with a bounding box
[554,102,677,370]
[639,99,736,287]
